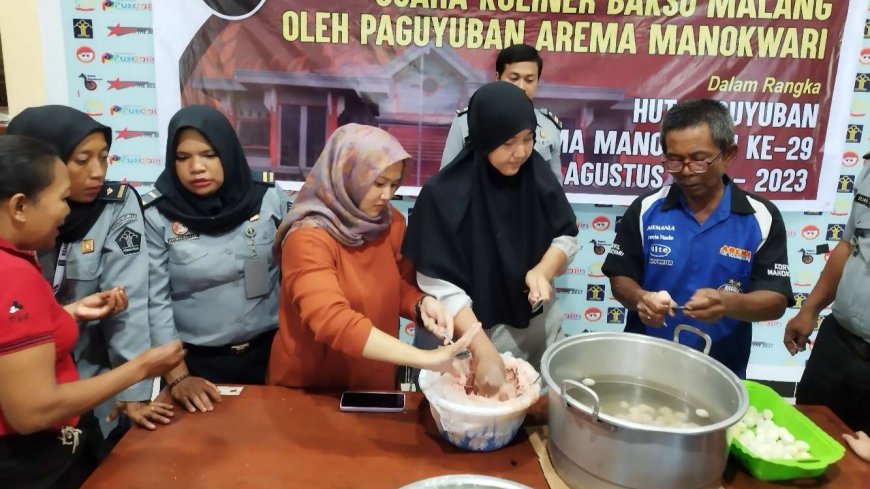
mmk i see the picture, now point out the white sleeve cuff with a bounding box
[417,272,472,317]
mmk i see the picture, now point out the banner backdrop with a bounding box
[52,0,870,382]
[153,0,862,210]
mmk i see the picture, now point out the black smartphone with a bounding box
[339,391,406,413]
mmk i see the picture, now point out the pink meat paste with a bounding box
[438,355,537,405]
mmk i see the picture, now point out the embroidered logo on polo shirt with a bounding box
[114,226,141,255]
[720,245,752,262]
[7,301,28,322]
[608,243,624,257]
[650,244,671,258]
[766,263,790,278]
[717,279,743,294]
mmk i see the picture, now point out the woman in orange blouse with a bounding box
[268,124,478,390]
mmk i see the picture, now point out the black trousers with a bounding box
[796,314,870,433]
[183,329,276,385]
[0,412,101,489]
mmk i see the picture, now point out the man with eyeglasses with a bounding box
[602,98,793,378]
[784,151,870,436]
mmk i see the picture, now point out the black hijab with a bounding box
[7,105,113,243]
[155,105,268,234]
[403,82,578,329]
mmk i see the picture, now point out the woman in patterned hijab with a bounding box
[268,124,480,390]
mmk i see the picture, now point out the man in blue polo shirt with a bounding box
[602,99,793,378]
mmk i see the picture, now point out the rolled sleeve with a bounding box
[551,235,579,263]
[417,273,472,317]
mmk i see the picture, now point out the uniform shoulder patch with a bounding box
[455,106,468,116]
[252,169,275,186]
[141,188,163,208]
[537,107,563,130]
[97,182,127,202]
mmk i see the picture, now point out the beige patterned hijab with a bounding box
[274,124,411,255]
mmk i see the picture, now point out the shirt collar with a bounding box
[0,237,40,267]
[661,175,755,214]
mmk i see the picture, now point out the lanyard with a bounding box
[52,243,71,297]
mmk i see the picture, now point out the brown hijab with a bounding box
[273,123,411,257]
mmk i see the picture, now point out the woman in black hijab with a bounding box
[143,105,287,413]
[7,106,167,439]
[403,82,578,395]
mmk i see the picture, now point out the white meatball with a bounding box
[695,408,710,419]
[581,377,596,387]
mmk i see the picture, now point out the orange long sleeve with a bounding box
[268,209,424,390]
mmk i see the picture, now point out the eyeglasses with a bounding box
[661,151,722,174]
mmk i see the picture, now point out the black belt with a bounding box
[833,318,870,361]
[183,329,276,357]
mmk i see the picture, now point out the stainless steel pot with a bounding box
[541,327,748,489]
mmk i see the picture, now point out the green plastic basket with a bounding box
[729,380,846,481]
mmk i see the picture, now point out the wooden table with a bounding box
[84,386,548,488]
[85,387,867,488]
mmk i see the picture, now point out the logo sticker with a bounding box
[76,46,96,63]
[73,19,93,39]
[586,284,606,301]
[591,216,610,232]
[584,307,602,322]
[606,307,626,324]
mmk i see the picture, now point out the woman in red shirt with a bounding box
[0,135,184,489]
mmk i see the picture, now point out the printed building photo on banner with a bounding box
[154,0,861,210]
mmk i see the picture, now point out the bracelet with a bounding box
[167,373,190,390]
[414,295,434,325]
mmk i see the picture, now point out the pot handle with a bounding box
[673,324,712,355]
[561,379,600,421]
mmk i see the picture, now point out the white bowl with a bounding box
[418,355,541,452]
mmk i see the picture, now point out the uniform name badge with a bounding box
[243,224,270,299]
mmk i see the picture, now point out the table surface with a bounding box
[84,386,549,488]
[84,386,868,489]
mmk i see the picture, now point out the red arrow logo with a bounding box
[107,24,152,36]
[115,129,159,140]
